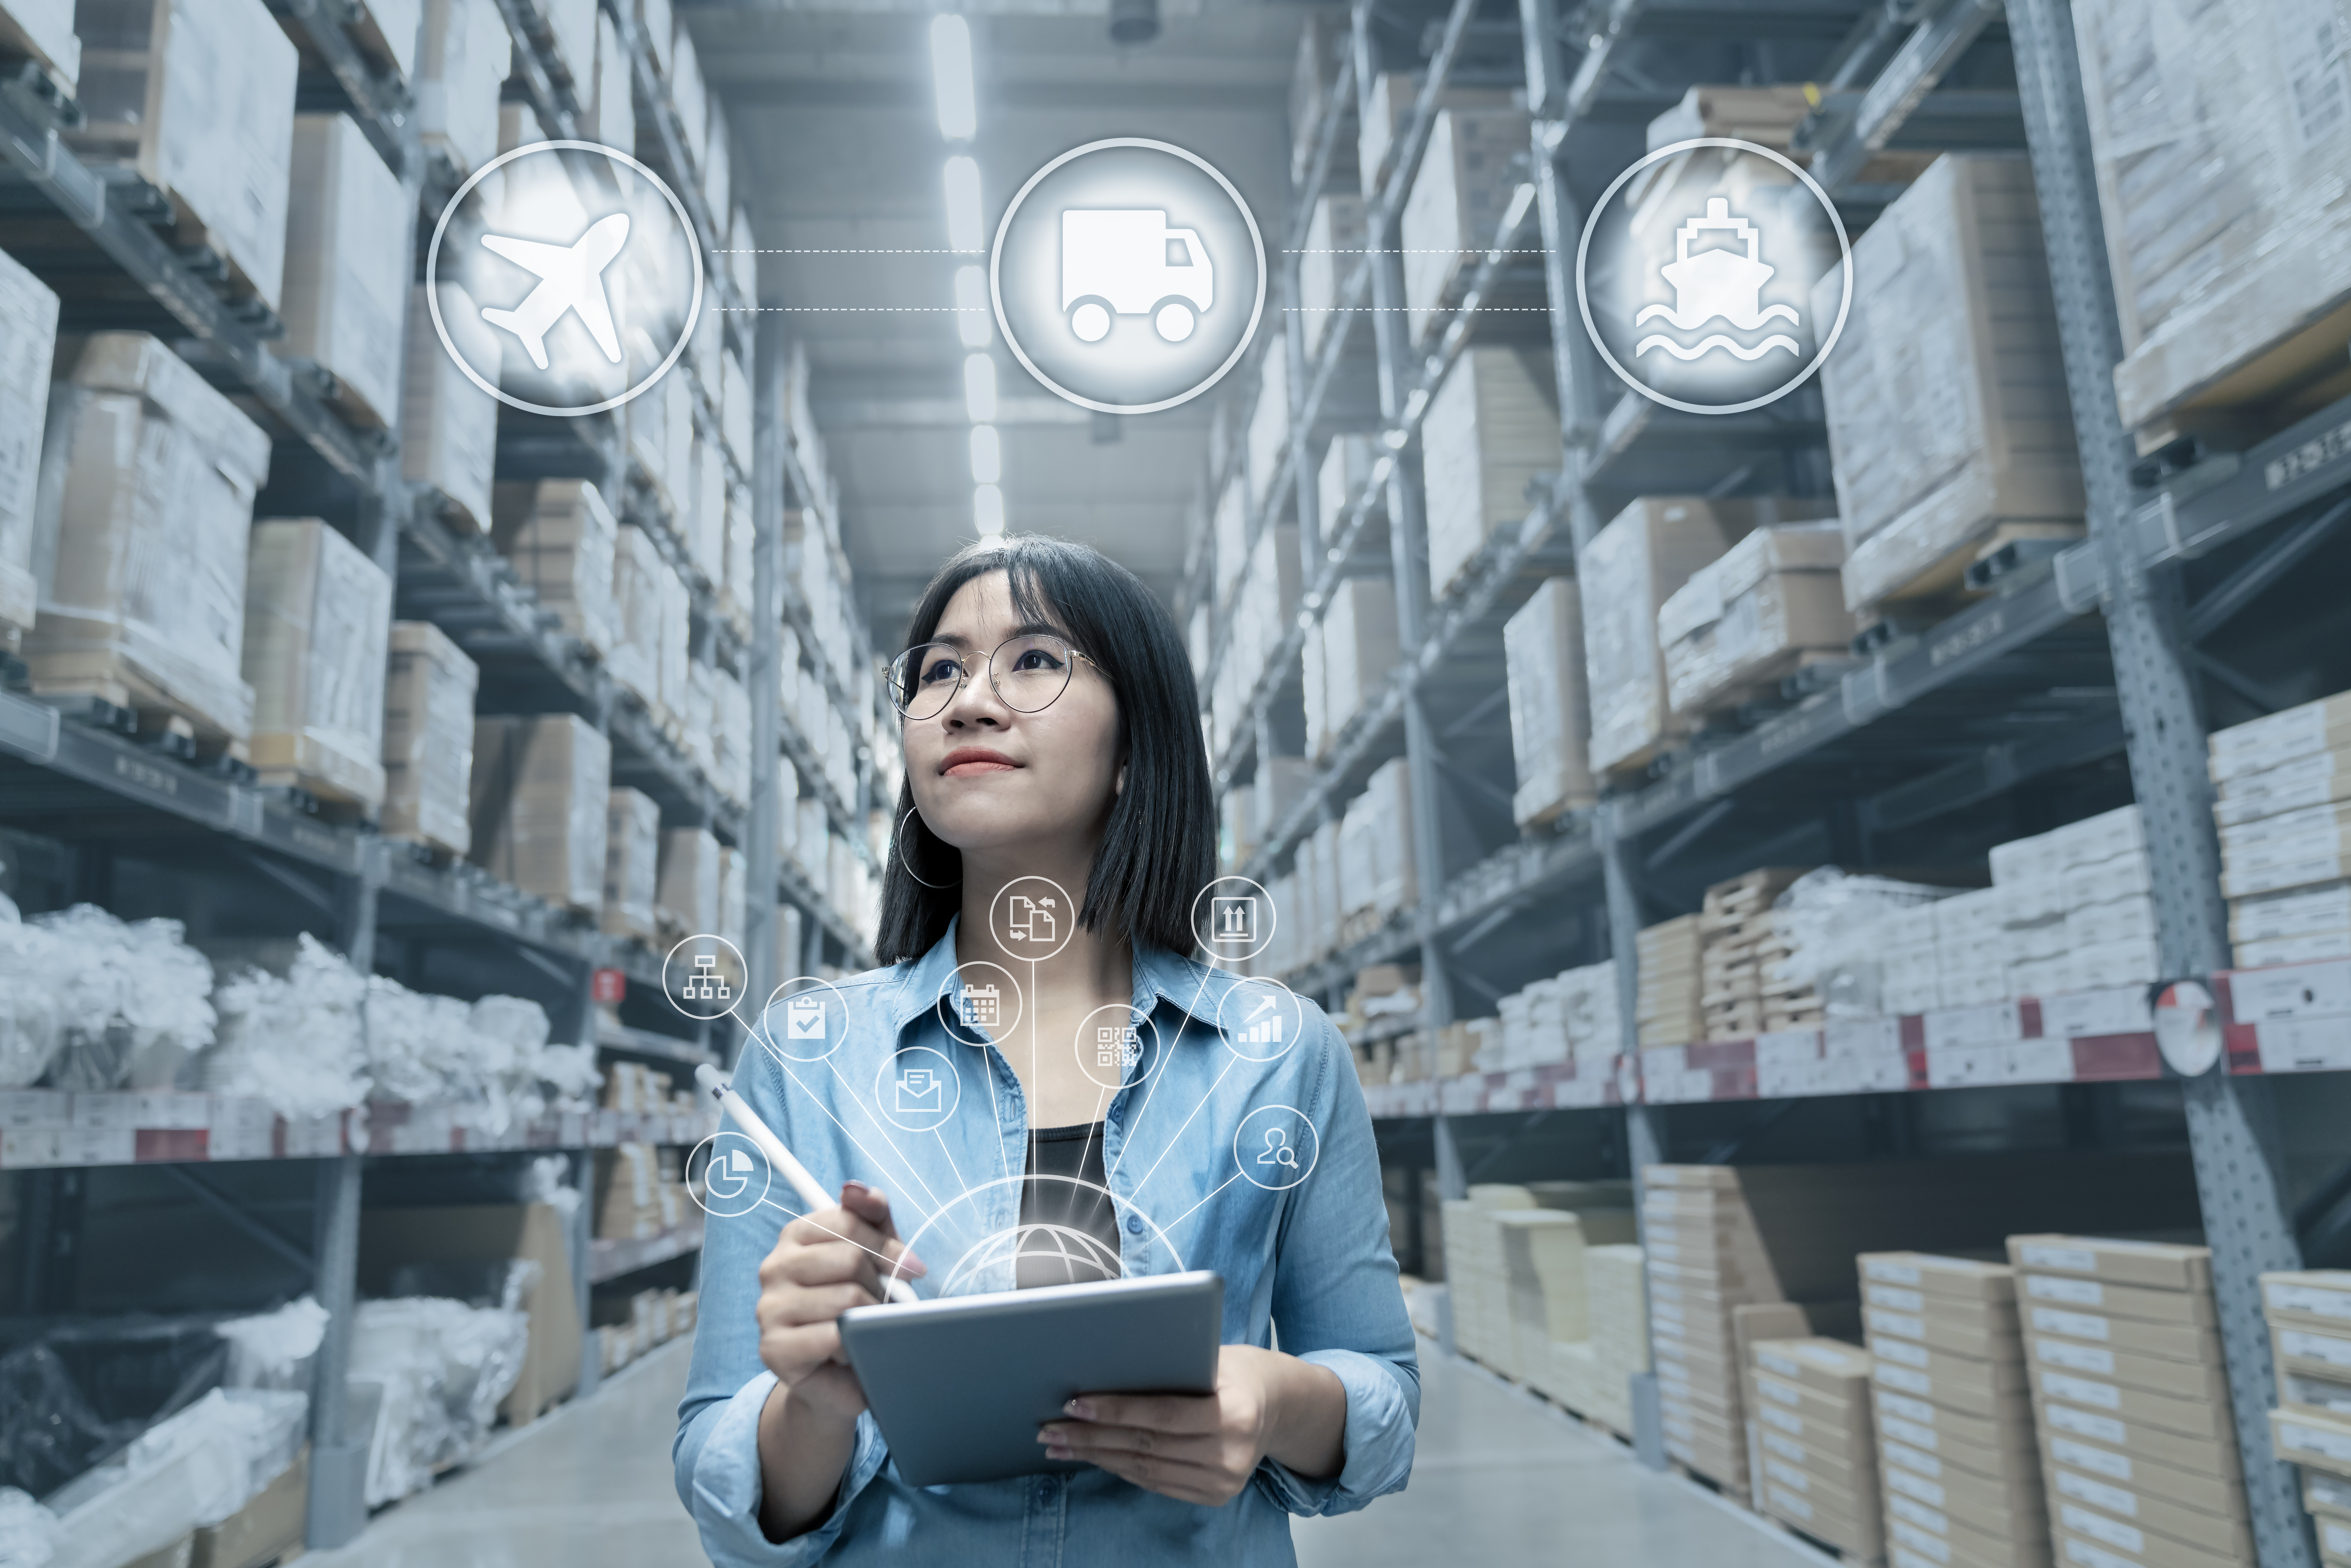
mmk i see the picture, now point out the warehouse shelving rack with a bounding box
[1201,3,2351,1564]
[0,0,881,1551]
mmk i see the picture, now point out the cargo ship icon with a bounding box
[1634,197,1800,361]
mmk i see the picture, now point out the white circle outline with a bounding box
[1216,976,1305,1064]
[888,1173,1187,1290]
[685,1130,773,1219]
[1192,875,1277,963]
[1233,1104,1319,1192]
[990,137,1268,416]
[1074,1003,1162,1091]
[425,139,707,418]
[990,874,1076,962]
[872,1043,964,1132]
[662,933,750,1022]
[936,960,1024,1045]
[1574,137,1852,417]
[759,974,854,1063]
[938,1222,1127,1295]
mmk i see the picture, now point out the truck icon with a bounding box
[1061,209,1213,345]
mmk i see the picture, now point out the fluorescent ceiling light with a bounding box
[929,16,976,141]
[954,266,991,347]
[963,354,997,422]
[944,156,984,253]
[969,424,1002,485]
[974,483,1005,536]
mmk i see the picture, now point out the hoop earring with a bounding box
[896,808,960,890]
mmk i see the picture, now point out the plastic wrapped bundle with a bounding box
[1503,578,1595,827]
[1580,497,1752,775]
[1399,109,1534,344]
[279,113,408,427]
[26,334,272,743]
[416,0,507,176]
[657,828,721,937]
[27,905,214,1091]
[607,524,667,708]
[0,247,58,645]
[1658,521,1850,717]
[601,787,661,940]
[0,897,64,1088]
[381,621,479,856]
[1769,866,1959,1018]
[348,1298,528,1505]
[213,1297,330,1394]
[536,1042,603,1112]
[43,1387,307,1568]
[713,668,752,808]
[1419,346,1555,599]
[243,519,392,808]
[204,933,368,1117]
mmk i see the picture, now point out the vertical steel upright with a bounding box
[745,315,788,1030]
[2006,2,2314,1563]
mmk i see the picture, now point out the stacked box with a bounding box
[1503,577,1596,828]
[1356,73,1514,198]
[0,247,59,646]
[609,524,671,709]
[1700,869,1813,1042]
[1589,1243,1650,1434]
[2009,1236,2255,1568]
[469,715,611,914]
[589,8,633,153]
[2260,1270,2351,1559]
[417,0,509,175]
[1816,155,2084,614]
[2071,0,2351,443]
[595,1142,668,1242]
[1286,10,1347,183]
[1399,109,1534,345]
[0,0,79,91]
[28,334,272,744]
[1244,347,1288,513]
[70,0,298,310]
[1582,497,1756,776]
[242,520,393,809]
[493,480,618,659]
[381,622,477,856]
[601,788,661,941]
[1990,805,2155,998]
[1753,1338,1884,1560]
[2209,695,2351,961]
[1300,196,1366,360]
[1317,430,1378,545]
[657,827,721,939]
[1659,522,1851,718]
[1336,759,1416,928]
[402,283,500,532]
[279,114,408,426]
[1419,346,1555,600]
[1645,1166,1786,1493]
[688,438,727,587]
[1860,1252,2048,1568]
[1321,576,1401,742]
[1637,915,1705,1049]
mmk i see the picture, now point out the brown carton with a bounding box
[2008,1236,2213,1295]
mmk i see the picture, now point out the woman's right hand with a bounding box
[755,1181,925,1422]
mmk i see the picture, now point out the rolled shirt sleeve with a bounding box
[1253,1347,1419,1515]
[677,1371,892,1568]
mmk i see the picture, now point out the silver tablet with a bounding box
[838,1270,1223,1487]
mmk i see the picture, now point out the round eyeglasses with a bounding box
[888,633,1101,721]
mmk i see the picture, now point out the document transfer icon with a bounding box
[895,1068,943,1115]
[1007,895,1057,944]
[787,995,826,1040]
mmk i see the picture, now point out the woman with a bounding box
[675,536,1417,1564]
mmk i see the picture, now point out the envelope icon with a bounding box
[895,1068,943,1114]
[787,995,826,1041]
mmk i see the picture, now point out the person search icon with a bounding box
[1234,1105,1317,1191]
[1256,1127,1299,1171]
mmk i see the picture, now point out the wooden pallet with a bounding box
[1760,1512,1886,1567]
[32,684,249,767]
[1669,1458,1751,1508]
[2125,291,2351,458]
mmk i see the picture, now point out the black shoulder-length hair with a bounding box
[874,535,1217,964]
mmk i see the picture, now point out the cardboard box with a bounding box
[1763,1470,1884,1557]
[1660,521,1851,716]
[2029,1364,2230,1442]
[2052,1510,2254,1568]
[2046,1462,2251,1556]
[601,788,661,940]
[2212,698,2351,784]
[1890,1484,2055,1553]
[189,1444,305,1568]
[2274,1407,2351,1482]
[416,0,508,175]
[1503,577,1596,826]
[469,714,611,912]
[2276,1323,2351,1385]
[279,113,407,426]
[2043,1428,2246,1523]
[2027,1302,2222,1365]
[1581,496,1753,773]
[1355,71,1515,199]
[1418,345,1556,597]
[2010,1237,2214,1295]
[1876,1354,2033,1421]
[2262,1269,2351,1331]
[1869,1303,2023,1362]
[243,519,392,808]
[2039,1391,2241,1474]
[1399,106,1535,344]
[657,827,721,938]
[2028,1334,2230,1402]
[402,281,500,533]
[358,1203,583,1425]
[496,480,618,657]
[0,244,58,642]
[2021,1271,2218,1328]
[1299,194,1365,360]
[1863,1252,2019,1304]
[1874,1384,2039,1458]
[1882,1426,2044,1489]
[0,0,79,92]
[381,621,478,856]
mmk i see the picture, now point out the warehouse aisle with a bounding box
[302,1333,1815,1567]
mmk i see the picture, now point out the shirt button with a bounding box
[1126,1215,1144,1235]
[1037,1478,1059,1501]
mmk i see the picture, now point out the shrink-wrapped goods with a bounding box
[1300,195,1366,359]
[1399,108,1533,344]
[0,246,59,645]
[2210,692,2351,923]
[714,668,752,808]
[657,828,721,938]
[402,283,501,533]
[1245,347,1288,512]
[1815,155,2084,614]
[1356,72,1513,199]
[0,0,79,91]
[1287,10,1347,183]
[1317,430,1378,543]
[1419,346,1556,600]
[1320,575,1400,741]
[469,715,611,913]
[243,520,393,809]
[601,787,661,941]
[494,480,618,656]
[381,621,478,856]
[27,334,272,744]
[723,350,753,470]
[1659,522,1851,717]
[541,0,596,87]
[1503,578,1595,827]
[1579,496,1754,775]
[417,0,509,175]
[590,8,634,153]
[278,114,408,426]
[608,523,670,707]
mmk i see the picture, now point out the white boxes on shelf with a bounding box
[2211,694,2351,953]
[28,334,273,744]
[1245,349,1288,513]
[1300,195,1366,360]
[1580,496,1752,776]
[1503,577,1595,828]
[402,283,500,533]
[0,0,80,91]
[469,714,611,913]
[243,520,393,809]
[650,827,713,943]
[1317,431,1378,543]
[381,621,477,857]
[1399,108,1532,344]
[279,114,409,427]
[1356,73,1513,199]
[1658,520,1851,717]
[1319,575,1400,745]
[541,0,596,88]
[0,246,58,645]
[609,524,672,712]
[1420,346,1556,601]
[1992,805,2155,998]
[495,480,618,658]
[589,9,634,154]
[1338,759,1417,924]
[418,0,510,176]
[601,788,661,941]
[1815,154,2084,614]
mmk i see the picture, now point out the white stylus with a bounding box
[695,1062,921,1304]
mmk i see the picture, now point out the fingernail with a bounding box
[901,1252,928,1278]
[1065,1398,1094,1420]
[1047,1445,1070,1460]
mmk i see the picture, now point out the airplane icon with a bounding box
[479,212,630,371]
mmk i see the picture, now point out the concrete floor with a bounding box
[309,1336,1821,1568]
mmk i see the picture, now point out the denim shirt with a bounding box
[674,925,1419,1566]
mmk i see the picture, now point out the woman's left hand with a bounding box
[1039,1344,1334,1505]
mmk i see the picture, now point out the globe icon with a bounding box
[937,1223,1126,1297]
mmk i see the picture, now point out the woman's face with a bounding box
[901,571,1121,862]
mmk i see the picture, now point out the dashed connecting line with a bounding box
[1285,247,1547,253]
[708,248,986,254]
[715,306,989,312]
[1284,306,1552,311]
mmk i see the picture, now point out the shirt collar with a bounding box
[886,918,1234,1035]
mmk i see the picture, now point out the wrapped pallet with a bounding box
[713,668,751,808]
[1421,346,1556,601]
[689,436,726,587]
[1212,472,1247,608]
[722,350,753,470]
[1399,108,1533,344]
[0,0,80,92]
[657,828,721,938]
[1503,577,1595,828]
[1580,496,1753,776]
[601,787,661,940]
[242,520,393,809]
[722,482,755,626]
[0,247,59,647]
[1659,521,1850,717]
[28,333,272,745]
[402,283,500,533]
[69,0,298,311]
[541,0,595,87]
[279,114,408,427]
[1357,73,1513,199]
[774,902,805,983]
[657,572,693,729]
[417,0,508,175]
[1814,155,2084,614]
[2074,0,2351,443]
[608,524,669,709]
[381,621,477,856]
[1321,575,1400,740]
[718,846,748,953]
[469,714,611,913]
[494,480,617,656]
[1300,196,1366,360]
[1244,348,1288,512]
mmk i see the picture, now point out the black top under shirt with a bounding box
[1017,1122,1120,1289]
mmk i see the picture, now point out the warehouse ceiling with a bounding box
[683,0,1303,648]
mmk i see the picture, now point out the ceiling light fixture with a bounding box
[953,266,991,347]
[944,156,984,253]
[974,483,1005,537]
[969,424,1002,485]
[929,15,976,142]
[964,354,997,422]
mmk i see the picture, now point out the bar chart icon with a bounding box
[1239,995,1282,1046]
